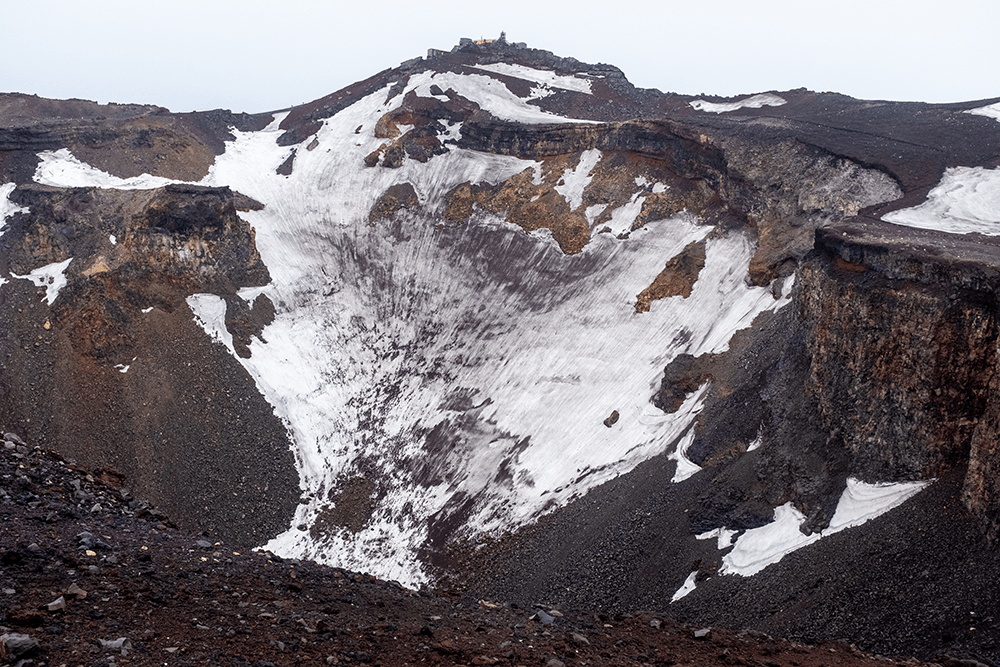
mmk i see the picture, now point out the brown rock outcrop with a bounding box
[635,240,707,312]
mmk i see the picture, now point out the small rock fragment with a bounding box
[99,637,133,655]
[535,610,555,625]
[46,595,67,612]
[4,432,26,446]
[694,627,711,639]
[650,618,662,629]
[196,539,213,549]
[67,582,87,599]
[571,632,589,645]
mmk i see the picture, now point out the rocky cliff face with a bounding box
[805,222,1000,537]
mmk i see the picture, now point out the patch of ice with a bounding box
[1,183,28,237]
[141,307,154,314]
[720,478,930,576]
[554,149,602,211]
[746,427,763,452]
[882,166,1000,235]
[115,361,132,374]
[826,478,930,532]
[34,149,183,190]
[634,176,668,194]
[671,571,699,603]
[10,258,73,306]
[109,234,117,245]
[967,102,1000,122]
[690,94,787,114]
[472,63,593,94]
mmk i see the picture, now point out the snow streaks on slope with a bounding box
[180,78,797,585]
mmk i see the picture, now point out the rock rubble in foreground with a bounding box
[1,434,938,667]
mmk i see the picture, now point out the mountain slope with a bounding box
[3,37,1000,662]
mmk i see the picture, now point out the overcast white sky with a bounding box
[3,0,999,114]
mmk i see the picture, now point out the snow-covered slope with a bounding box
[182,81,791,584]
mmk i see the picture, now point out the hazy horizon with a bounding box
[3,0,999,114]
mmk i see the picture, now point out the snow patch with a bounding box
[1,183,27,237]
[585,203,608,227]
[696,527,738,550]
[237,285,272,304]
[967,102,1000,122]
[187,294,236,354]
[668,419,703,483]
[141,307,154,314]
[472,63,593,94]
[882,166,1000,235]
[526,86,555,101]
[554,149,602,210]
[34,149,184,189]
[690,94,787,114]
[720,478,931,576]
[10,258,73,305]
[407,71,598,125]
[671,571,699,603]
[604,193,646,235]
[441,120,463,143]
[109,234,117,245]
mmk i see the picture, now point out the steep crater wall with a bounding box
[798,223,1000,537]
[0,183,299,547]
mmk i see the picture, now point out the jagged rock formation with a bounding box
[3,36,1000,662]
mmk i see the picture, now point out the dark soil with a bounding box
[0,438,943,667]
